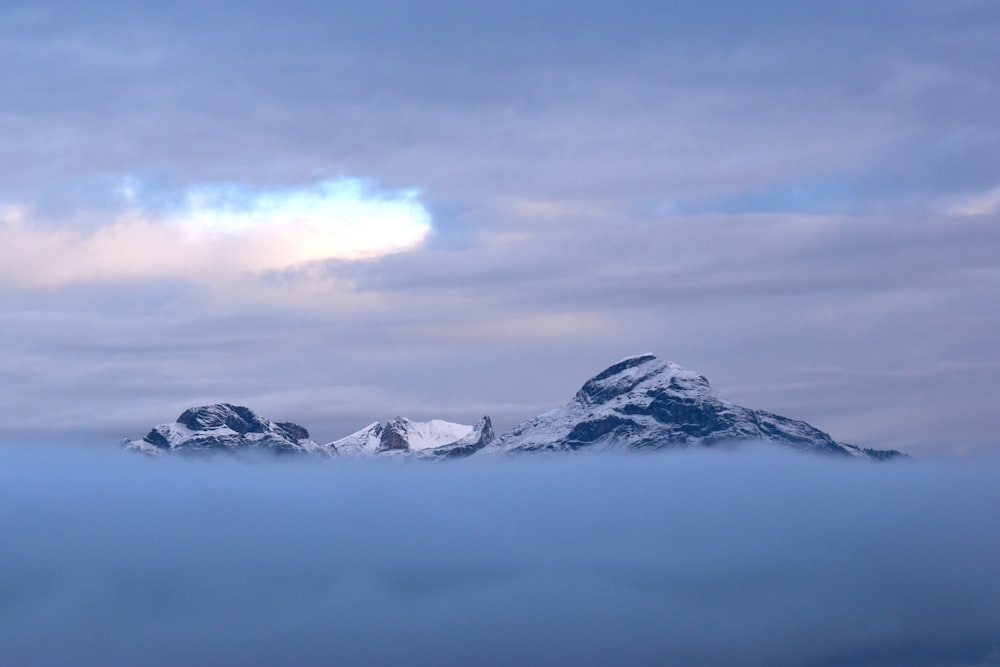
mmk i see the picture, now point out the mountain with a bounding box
[328,416,495,458]
[120,355,903,460]
[122,404,331,457]
[477,354,903,459]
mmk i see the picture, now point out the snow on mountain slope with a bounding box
[389,418,473,451]
[328,416,494,456]
[122,404,331,457]
[478,354,902,458]
[329,422,383,456]
[420,416,496,459]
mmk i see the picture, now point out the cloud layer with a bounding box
[0,1,998,454]
[1,447,999,666]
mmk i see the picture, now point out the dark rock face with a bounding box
[143,427,171,450]
[177,404,267,434]
[565,415,639,447]
[476,416,495,447]
[276,422,310,441]
[378,418,410,452]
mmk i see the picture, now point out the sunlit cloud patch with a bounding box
[0,178,432,287]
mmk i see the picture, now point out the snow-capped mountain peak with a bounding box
[380,417,474,452]
[122,403,329,456]
[575,354,714,407]
[328,416,493,456]
[479,354,901,458]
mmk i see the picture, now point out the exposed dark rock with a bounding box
[177,404,268,434]
[143,427,171,450]
[565,415,639,446]
[276,422,310,441]
[378,418,411,452]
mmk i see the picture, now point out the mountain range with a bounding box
[122,354,903,460]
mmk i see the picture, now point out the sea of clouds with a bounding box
[1,445,998,666]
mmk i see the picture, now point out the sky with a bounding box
[1,1,999,454]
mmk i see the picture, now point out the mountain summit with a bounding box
[478,354,901,459]
[122,403,329,456]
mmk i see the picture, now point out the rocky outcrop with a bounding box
[122,403,330,457]
[377,418,413,452]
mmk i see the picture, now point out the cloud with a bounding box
[1,447,999,666]
[0,179,430,287]
[946,186,1000,217]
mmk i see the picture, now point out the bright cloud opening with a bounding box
[0,178,432,288]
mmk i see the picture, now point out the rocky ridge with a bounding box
[123,403,329,456]
[121,355,903,460]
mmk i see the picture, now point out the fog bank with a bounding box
[1,446,998,666]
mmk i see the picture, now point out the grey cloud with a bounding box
[2,207,997,451]
[2,1,998,210]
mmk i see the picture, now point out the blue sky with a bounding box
[1,1,998,454]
